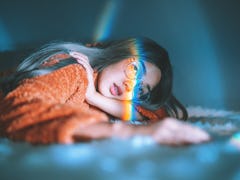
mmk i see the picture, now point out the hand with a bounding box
[69,51,97,101]
[151,118,210,145]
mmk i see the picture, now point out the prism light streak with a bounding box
[123,40,144,121]
[93,1,142,121]
[93,0,118,42]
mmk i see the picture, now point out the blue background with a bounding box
[0,0,240,111]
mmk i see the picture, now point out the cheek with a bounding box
[97,74,110,96]
[97,69,117,97]
[120,92,134,101]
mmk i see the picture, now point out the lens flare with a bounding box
[93,0,119,42]
[230,132,240,149]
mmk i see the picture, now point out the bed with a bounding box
[0,50,240,180]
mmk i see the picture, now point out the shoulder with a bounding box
[33,64,87,84]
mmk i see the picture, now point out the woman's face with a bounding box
[97,58,161,101]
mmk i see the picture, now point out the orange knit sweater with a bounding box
[0,57,167,144]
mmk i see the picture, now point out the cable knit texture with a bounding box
[0,64,110,144]
[0,57,167,144]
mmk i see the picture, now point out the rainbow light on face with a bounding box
[123,40,145,121]
[93,2,144,121]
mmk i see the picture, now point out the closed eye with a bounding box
[134,83,151,101]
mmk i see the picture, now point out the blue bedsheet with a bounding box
[1,107,240,180]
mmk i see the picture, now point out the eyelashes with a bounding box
[133,83,150,102]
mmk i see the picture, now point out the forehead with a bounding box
[142,61,161,90]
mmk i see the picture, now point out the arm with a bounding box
[74,118,210,145]
[86,91,142,121]
[0,64,108,144]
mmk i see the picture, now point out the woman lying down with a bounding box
[0,37,210,145]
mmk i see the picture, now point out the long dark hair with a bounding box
[0,37,188,120]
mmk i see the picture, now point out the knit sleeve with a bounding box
[0,64,108,144]
[135,105,169,122]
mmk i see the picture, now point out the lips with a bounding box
[110,83,122,96]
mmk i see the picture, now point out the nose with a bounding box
[123,80,135,92]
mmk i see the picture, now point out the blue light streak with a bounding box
[93,0,119,42]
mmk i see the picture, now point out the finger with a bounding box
[175,126,210,144]
[69,52,88,61]
[77,60,94,85]
[70,51,88,58]
[69,51,83,56]
[73,56,91,68]
[77,59,94,74]
[76,58,91,68]
[76,58,90,68]
[72,54,88,61]
[152,119,210,145]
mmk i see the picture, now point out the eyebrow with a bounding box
[139,61,147,75]
[139,61,152,91]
